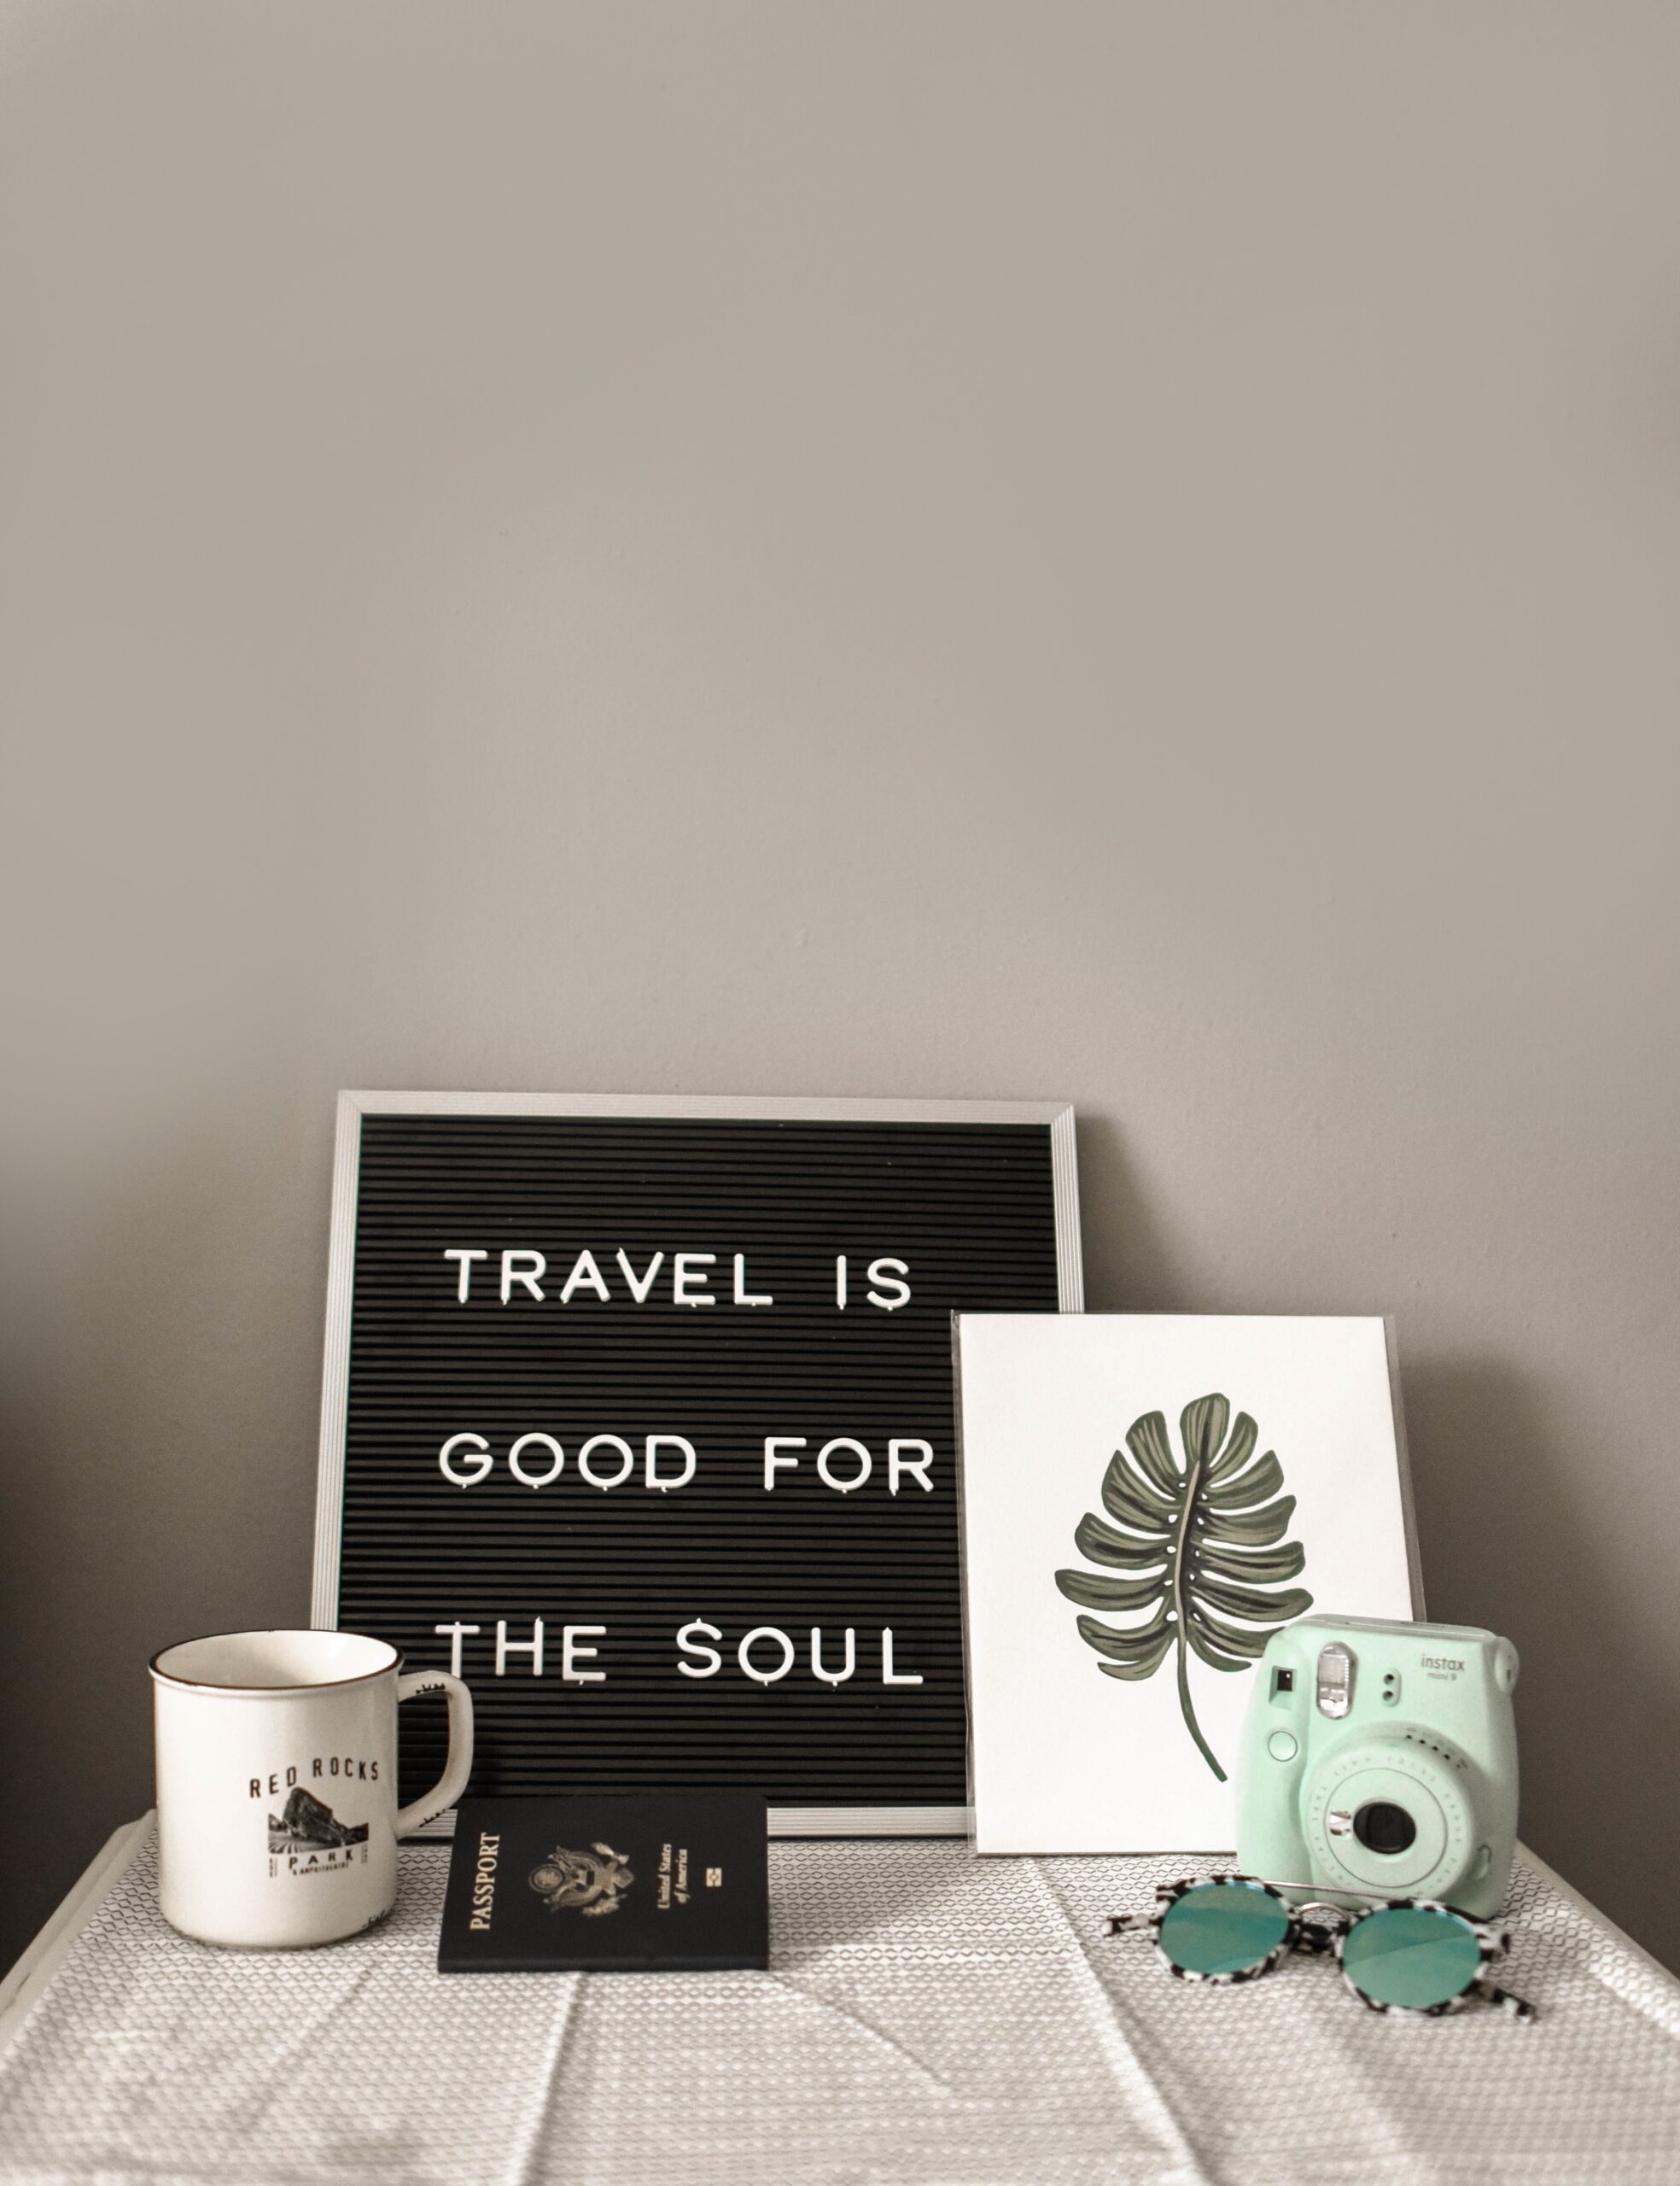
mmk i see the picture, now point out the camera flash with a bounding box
[1315,1643,1355,1719]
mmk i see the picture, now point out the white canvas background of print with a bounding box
[955,1314,1419,1854]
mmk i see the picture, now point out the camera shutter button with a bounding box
[1268,1730,1299,1762]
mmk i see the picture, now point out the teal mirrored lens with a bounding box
[1342,1906,1482,2010]
[1158,1883,1291,1976]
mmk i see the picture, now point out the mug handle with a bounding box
[394,1669,475,1836]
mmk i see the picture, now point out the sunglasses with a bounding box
[1111,1874,1535,2021]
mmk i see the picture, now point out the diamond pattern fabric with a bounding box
[1,1827,1677,2183]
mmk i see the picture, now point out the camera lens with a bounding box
[1353,1801,1417,1856]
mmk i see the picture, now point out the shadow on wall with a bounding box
[0,1097,328,1980]
[1403,1356,1677,1968]
[1068,1113,1189,1316]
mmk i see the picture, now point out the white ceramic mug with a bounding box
[150,1629,473,1949]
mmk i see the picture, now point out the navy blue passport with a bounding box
[438,1795,769,1973]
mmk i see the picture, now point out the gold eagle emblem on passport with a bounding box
[528,1841,634,1917]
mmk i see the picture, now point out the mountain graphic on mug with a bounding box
[267,1786,371,1853]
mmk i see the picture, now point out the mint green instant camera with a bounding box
[1235,1616,1520,1920]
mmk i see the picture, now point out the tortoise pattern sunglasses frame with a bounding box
[1110,1873,1535,2021]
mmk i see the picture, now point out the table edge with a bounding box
[1517,1844,1680,1996]
[0,1814,153,2062]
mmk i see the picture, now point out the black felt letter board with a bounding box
[313,1100,1076,1826]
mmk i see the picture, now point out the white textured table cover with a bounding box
[2,1826,1677,2184]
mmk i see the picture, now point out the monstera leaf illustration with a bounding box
[1054,1394,1311,1780]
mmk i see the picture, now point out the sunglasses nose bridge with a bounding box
[1291,1900,1350,1953]
[1292,1899,1350,1928]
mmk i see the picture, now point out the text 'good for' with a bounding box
[438,1432,936,1494]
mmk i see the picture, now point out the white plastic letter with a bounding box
[616,1250,665,1303]
[866,1258,911,1311]
[500,1249,547,1303]
[817,1437,872,1493]
[559,1249,611,1304]
[835,1255,848,1309]
[434,1622,481,1676]
[811,1627,856,1687]
[439,1432,493,1488]
[732,1254,773,1307]
[764,1437,805,1489]
[888,1439,935,1495]
[738,1627,796,1686]
[673,1252,716,1306]
[495,1619,545,1676]
[443,1248,487,1302]
[507,1432,565,1489]
[882,1628,923,1686]
[562,1626,607,1684]
[676,1619,723,1679]
[645,1435,697,1491]
[577,1434,635,1491]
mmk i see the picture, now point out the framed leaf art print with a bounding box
[1054,1390,1315,1784]
[953,1315,1421,1852]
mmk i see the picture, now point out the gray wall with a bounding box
[3,2,1677,1976]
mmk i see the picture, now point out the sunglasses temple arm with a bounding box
[1473,1975,1537,2022]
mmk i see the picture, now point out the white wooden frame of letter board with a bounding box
[311,1091,1083,1839]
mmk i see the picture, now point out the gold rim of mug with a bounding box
[149,1628,403,1696]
